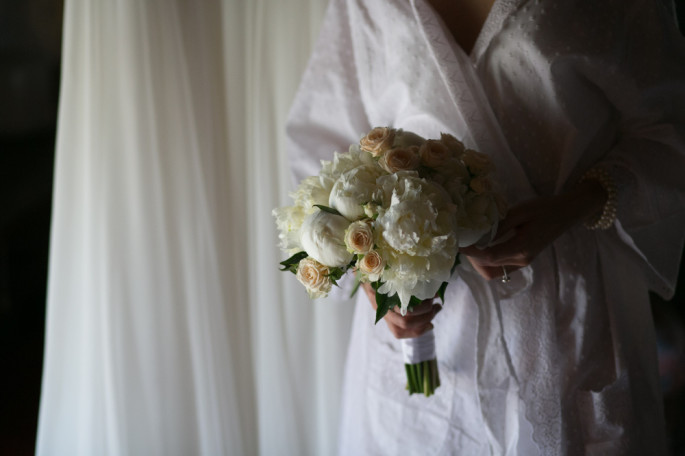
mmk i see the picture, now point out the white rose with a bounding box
[358,250,385,281]
[419,140,451,168]
[379,146,421,173]
[299,210,354,267]
[296,258,332,298]
[360,127,395,157]
[456,193,501,247]
[329,164,384,221]
[344,220,375,254]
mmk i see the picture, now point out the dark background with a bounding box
[1,0,62,454]
[1,1,685,455]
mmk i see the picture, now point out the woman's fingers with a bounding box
[460,228,536,268]
[467,257,521,281]
[387,322,435,339]
[386,304,441,328]
[361,283,442,338]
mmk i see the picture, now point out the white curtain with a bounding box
[37,1,353,455]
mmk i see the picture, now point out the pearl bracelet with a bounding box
[579,167,617,230]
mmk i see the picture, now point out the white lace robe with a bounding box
[286,0,685,454]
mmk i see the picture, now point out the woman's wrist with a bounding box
[559,179,609,229]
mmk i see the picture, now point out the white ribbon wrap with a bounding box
[401,329,436,364]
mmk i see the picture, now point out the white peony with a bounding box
[373,173,457,310]
[376,249,452,309]
[299,210,354,267]
[329,164,385,221]
[319,145,373,190]
[290,176,332,214]
[272,205,306,253]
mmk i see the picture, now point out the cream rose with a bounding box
[440,133,465,156]
[344,220,375,254]
[360,127,395,157]
[462,149,494,176]
[358,250,385,281]
[379,146,420,173]
[392,129,425,148]
[296,258,332,298]
[419,140,451,168]
[469,176,493,194]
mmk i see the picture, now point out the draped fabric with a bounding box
[37,1,347,455]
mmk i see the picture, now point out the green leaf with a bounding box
[437,282,448,304]
[349,271,362,298]
[279,251,308,274]
[450,254,461,276]
[372,281,400,323]
[327,267,345,283]
[374,289,389,324]
[313,204,342,216]
[409,296,422,309]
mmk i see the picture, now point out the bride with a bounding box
[286,0,685,454]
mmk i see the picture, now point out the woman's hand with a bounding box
[362,283,441,339]
[460,181,607,281]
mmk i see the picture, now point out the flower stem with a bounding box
[405,358,440,396]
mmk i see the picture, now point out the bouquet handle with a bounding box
[401,329,440,396]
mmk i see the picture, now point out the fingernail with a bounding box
[433,304,442,314]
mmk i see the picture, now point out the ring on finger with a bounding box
[501,266,511,283]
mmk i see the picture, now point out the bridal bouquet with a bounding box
[273,127,505,396]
